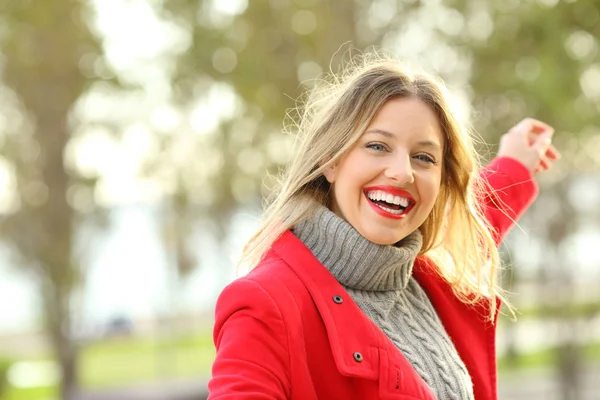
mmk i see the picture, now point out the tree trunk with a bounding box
[55,333,78,400]
[42,259,79,400]
[1,2,96,398]
[546,182,582,400]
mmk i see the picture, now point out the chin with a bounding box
[372,238,398,246]
[361,227,407,246]
[374,237,405,246]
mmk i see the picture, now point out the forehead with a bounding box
[365,97,444,146]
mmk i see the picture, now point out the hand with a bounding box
[498,118,561,174]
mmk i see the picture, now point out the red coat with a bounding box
[208,157,537,400]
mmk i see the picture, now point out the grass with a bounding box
[81,332,214,388]
[1,330,215,400]
[508,301,600,319]
[498,342,600,372]
[3,386,57,400]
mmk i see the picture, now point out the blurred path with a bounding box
[77,379,209,400]
[499,365,600,400]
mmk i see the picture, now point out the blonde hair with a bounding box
[240,52,507,321]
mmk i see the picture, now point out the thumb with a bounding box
[532,130,552,152]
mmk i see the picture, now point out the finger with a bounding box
[532,131,553,152]
[528,133,560,159]
[546,144,560,160]
[535,159,551,174]
[542,161,552,172]
[539,157,551,170]
[511,118,555,137]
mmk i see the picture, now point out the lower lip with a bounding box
[364,193,413,220]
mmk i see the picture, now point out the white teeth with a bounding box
[366,190,412,207]
[377,204,404,215]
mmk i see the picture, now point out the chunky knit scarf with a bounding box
[293,206,474,399]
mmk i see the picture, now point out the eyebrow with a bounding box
[364,129,442,150]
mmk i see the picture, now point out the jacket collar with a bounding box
[272,230,382,380]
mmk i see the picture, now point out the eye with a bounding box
[366,142,388,152]
[414,153,438,164]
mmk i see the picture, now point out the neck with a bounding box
[293,206,423,291]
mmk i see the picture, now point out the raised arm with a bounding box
[479,118,560,244]
[479,156,538,244]
[208,278,291,399]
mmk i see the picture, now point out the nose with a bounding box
[384,153,414,185]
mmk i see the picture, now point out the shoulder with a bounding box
[228,229,319,303]
[246,248,305,298]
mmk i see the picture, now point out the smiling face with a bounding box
[323,97,445,245]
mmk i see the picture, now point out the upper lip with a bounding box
[363,185,416,203]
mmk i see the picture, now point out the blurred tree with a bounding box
[158,0,429,286]
[449,0,600,150]
[0,1,102,399]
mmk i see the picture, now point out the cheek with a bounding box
[431,178,442,199]
[419,178,443,213]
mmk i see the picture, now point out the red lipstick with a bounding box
[363,185,416,220]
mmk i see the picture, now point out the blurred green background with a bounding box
[0,0,598,399]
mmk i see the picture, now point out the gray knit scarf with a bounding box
[293,206,474,400]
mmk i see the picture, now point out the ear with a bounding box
[322,163,336,183]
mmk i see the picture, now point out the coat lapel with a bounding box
[272,230,381,380]
[413,257,499,400]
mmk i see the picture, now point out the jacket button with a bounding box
[353,352,363,362]
[333,295,343,304]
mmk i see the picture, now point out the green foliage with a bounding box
[447,0,600,167]
[161,0,370,216]
[160,0,600,216]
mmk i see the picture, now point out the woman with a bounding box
[208,56,559,399]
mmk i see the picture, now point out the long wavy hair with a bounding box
[240,52,507,321]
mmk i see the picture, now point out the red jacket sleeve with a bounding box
[479,156,539,245]
[208,278,291,399]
